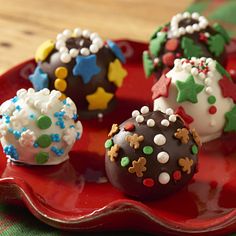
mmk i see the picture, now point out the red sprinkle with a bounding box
[173,170,182,181]
[199,33,208,43]
[209,106,217,114]
[219,75,236,102]
[143,178,155,187]
[176,53,182,58]
[162,52,175,67]
[124,123,135,131]
[165,38,179,51]
[175,106,194,126]
[152,75,171,100]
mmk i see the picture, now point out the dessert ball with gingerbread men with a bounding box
[105,106,200,200]
[143,12,230,80]
[29,28,127,119]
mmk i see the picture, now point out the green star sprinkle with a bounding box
[36,134,52,148]
[213,23,230,44]
[208,96,216,104]
[181,37,203,58]
[143,51,155,78]
[207,34,226,57]
[149,31,167,56]
[105,139,113,149]
[121,156,130,167]
[224,105,236,132]
[35,152,49,164]
[191,145,198,155]
[143,146,153,155]
[176,75,204,103]
[36,115,52,130]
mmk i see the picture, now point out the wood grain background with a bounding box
[0,0,192,74]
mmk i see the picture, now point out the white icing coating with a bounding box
[0,89,83,165]
[154,57,234,142]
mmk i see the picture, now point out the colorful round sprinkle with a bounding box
[36,115,52,130]
[143,178,154,187]
[209,105,217,114]
[173,170,182,181]
[36,134,52,148]
[35,152,49,164]
[124,123,135,131]
[143,146,153,155]
[55,66,68,79]
[121,156,130,167]
[191,144,198,154]
[208,95,216,104]
[105,139,113,149]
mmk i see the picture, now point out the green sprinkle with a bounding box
[192,145,198,155]
[121,157,130,167]
[36,115,52,130]
[208,96,216,104]
[36,134,52,148]
[105,139,113,149]
[35,152,49,164]
[143,51,154,78]
[143,146,153,155]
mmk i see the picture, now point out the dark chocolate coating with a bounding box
[105,110,199,200]
[39,37,118,119]
[146,18,228,80]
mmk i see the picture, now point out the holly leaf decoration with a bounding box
[213,23,230,44]
[181,37,203,58]
[150,26,162,40]
[149,32,167,57]
[143,51,154,78]
[207,34,225,57]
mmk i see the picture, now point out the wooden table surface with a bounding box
[0,0,192,74]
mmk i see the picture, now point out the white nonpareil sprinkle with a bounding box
[169,114,177,122]
[136,115,144,123]
[147,119,155,127]
[154,134,166,146]
[157,151,169,164]
[165,108,174,116]
[158,172,170,184]
[140,106,149,114]
[161,119,169,127]
[132,110,140,118]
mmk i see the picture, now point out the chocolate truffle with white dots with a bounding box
[29,28,127,119]
[0,88,82,165]
[143,12,230,80]
[105,106,200,200]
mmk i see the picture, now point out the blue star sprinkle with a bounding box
[72,55,101,84]
[107,40,126,63]
[29,66,49,91]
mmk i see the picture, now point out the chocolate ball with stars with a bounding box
[0,88,83,165]
[143,12,230,80]
[105,106,200,200]
[29,28,127,119]
[153,57,236,143]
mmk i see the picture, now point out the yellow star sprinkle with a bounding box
[108,59,127,87]
[86,87,114,110]
[35,39,55,62]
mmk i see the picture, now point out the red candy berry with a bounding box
[209,106,217,114]
[162,52,175,67]
[143,178,154,187]
[175,106,194,126]
[165,38,179,51]
[124,123,135,131]
[199,33,208,43]
[173,170,182,181]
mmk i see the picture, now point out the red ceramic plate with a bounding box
[0,40,236,235]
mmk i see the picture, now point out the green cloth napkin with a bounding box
[1,0,236,235]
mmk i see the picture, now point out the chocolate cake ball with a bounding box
[143,12,231,80]
[0,88,82,165]
[105,106,200,200]
[29,28,127,119]
[153,57,236,143]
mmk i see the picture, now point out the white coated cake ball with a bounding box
[0,89,83,165]
[153,58,235,142]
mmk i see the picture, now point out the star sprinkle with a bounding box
[224,105,236,132]
[176,75,204,103]
[128,157,147,177]
[152,75,171,100]
[72,55,101,84]
[178,157,193,174]
[29,66,49,91]
[35,39,55,62]
[125,133,144,149]
[107,40,126,63]
[108,59,127,87]
[174,128,190,144]
[107,144,120,162]
[175,106,194,126]
[219,76,236,103]
[108,124,119,138]
[86,87,114,110]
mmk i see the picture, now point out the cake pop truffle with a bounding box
[143,12,230,80]
[29,28,127,119]
[153,57,236,143]
[105,106,200,200]
[0,88,83,165]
